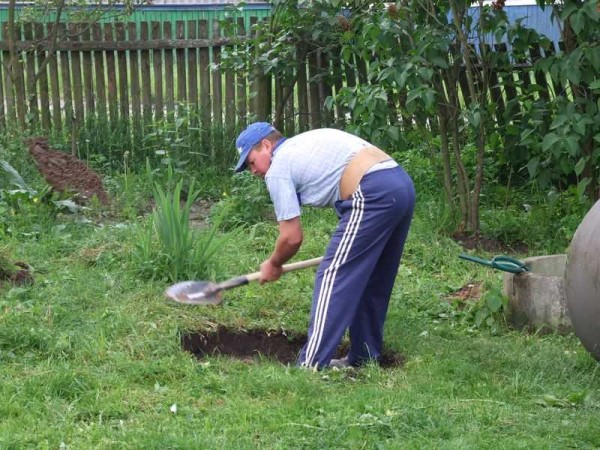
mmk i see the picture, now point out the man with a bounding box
[235,122,415,369]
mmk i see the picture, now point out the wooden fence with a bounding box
[0,17,567,141]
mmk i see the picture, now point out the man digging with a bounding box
[234,123,416,370]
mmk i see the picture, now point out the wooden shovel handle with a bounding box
[244,256,323,283]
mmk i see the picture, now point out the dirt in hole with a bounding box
[181,327,405,368]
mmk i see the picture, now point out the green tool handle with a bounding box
[459,254,529,274]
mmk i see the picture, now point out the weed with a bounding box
[130,176,228,282]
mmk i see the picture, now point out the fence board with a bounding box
[128,22,141,120]
[116,23,129,120]
[224,20,235,130]
[0,51,4,127]
[307,49,321,128]
[92,23,106,117]
[212,19,223,129]
[81,25,95,118]
[1,25,16,126]
[296,46,309,133]
[163,22,174,114]
[187,20,198,107]
[34,23,51,129]
[236,17,247,127]
[58,23,73,126]
[139,22,152,122]
[24,23,39,126]
[176,21,186,107]
[529,42,550,102]
[199,19,211,144]
[152,21,164,120]
[49,25,64,130]
[103,23,118,123]
[320,51,333,126]
[69,23,85,126]
[495,43,521,118]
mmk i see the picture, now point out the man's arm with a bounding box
[260,216,303,283]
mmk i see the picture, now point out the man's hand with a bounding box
[259,259,284,284]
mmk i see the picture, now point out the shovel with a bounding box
[164,256,323,305]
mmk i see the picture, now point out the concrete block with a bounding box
[503,254,572,333]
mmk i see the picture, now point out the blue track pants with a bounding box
[298,166,415,369]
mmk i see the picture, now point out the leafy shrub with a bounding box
[209,171,273,231]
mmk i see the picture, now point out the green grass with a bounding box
[1,168,599,449]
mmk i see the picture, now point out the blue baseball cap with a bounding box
[234,122,276,172]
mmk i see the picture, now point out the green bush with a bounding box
[210,171,273,231]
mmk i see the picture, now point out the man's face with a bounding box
[247,140,272,178]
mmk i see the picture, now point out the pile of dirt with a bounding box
[0,259,33,286]
[27,137,109,205]
[181,327,405,369]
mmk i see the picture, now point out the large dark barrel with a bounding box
[565,200,600,361]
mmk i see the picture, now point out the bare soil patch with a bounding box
[181,327,405,368]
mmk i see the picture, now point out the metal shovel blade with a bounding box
[164,281,223,305]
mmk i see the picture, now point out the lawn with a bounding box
[1,151,599,450]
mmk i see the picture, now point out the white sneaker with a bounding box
[328,356,351,369]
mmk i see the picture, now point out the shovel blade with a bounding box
[164,281,223,305]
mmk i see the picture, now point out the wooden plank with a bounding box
[308,49,321,128]
[274,78,283,130]
[69,23,85,127]
[0,37,235,52]
[128,22,141,120]
[33,23,51,129]
[104,23,118,122]
[139,22,152,123]
[92,23,106,117]
[319,50,333,126]
[175,21,186,107]
[23,23,39,126]
[187,20,198,107]
[494,43,520,118]
[236,17,246,127]
[1,24,16,126]
[81,24,95,117]
[529,42,550,102]
[211,19,223,129]
[198,19,211,144]
[284,77,294,135]
[331,48,345,126]
[152,21,164,120]
[249,16,269,122]
[0,49,5,127]
[296,44,309,132]
[58,23,74,126]
[116,23,129,120]
[163,22,174,114]
[47,24,62,131]
[223,19,235,130]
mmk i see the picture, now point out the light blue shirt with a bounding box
[265,128,374,221]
